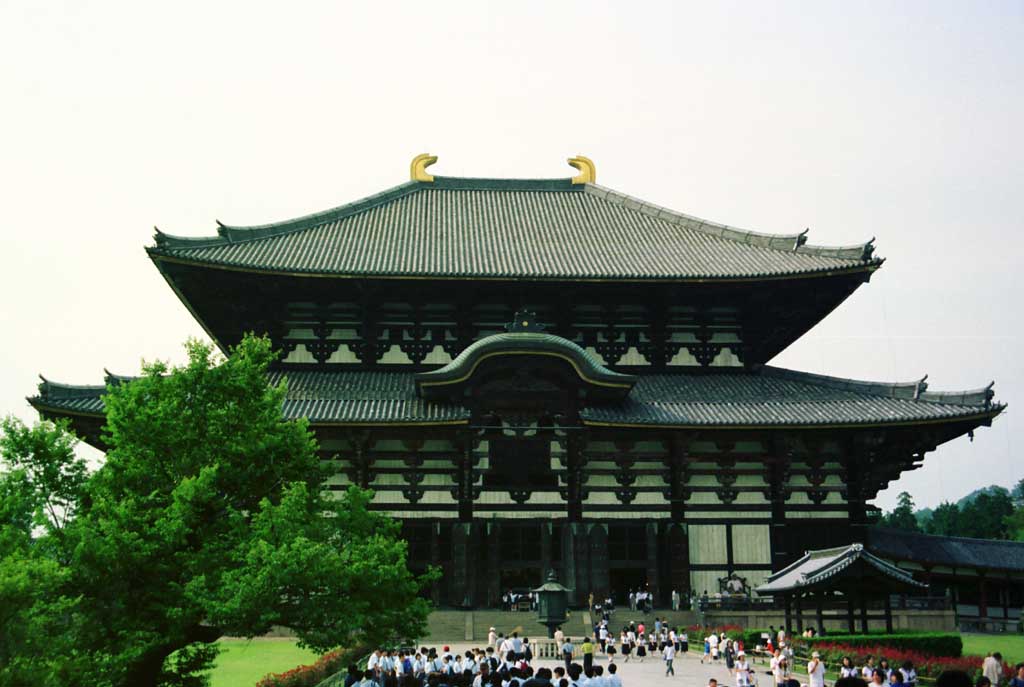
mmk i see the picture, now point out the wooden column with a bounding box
[540,521,552,578]
[487,522,501,606]
[816,593,825,635]
[566,432,584,522]
[795,593,804,633]
[784,595,793,634]
[860,596,869,633]
[846,597,856,633]
[430,520,442,605]
[884,593,893,633]
[456,438,474,522]
[646,522,661,605]
[978,574,989,623]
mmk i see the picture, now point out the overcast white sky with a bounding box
[1,1,1020,511]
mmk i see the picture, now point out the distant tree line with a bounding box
[878,480,1024,541]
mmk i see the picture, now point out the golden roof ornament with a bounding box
[568,155,596,185]
[410,153,438,182]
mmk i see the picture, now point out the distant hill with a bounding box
[955,485,1010,508]
[908,485,1013,530]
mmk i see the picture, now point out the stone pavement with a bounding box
[431,644,788,687]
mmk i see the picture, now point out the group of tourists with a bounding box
[347,622,1022,687]
[626,590,654,613]
[348,640,614,687]
[501,590,538,611]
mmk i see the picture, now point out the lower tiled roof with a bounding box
[29,366,1002,429]
[756,543,925,594]
[867,526,1024,573]
[582,368,1000,427]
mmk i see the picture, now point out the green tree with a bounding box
[0,421,88,686]
[1011,478,1024,506]
[1,335,434,687]
[958,488,1014,539]
[924,501,962,536]
[882,491,921,532]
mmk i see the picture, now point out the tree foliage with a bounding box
[0,335,434,687]
[880,491,921,532]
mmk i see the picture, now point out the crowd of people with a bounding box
[341,634,626,687]
[343,622,1022,687]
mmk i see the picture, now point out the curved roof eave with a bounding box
[414,332,637,392]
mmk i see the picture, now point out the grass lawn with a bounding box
[961,633,1024,664]
[208,638,320,687]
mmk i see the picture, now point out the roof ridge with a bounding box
[152,180,423,250]
[869,525,1024,548]
[760,366,999,408]
[584,183,879,262]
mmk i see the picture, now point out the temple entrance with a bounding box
[500,567,542,595]
[609,567,647,608]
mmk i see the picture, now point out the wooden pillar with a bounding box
[784,594,793,634]
[816,593,825,635]
[430,520,441,605]
[846,597,856,633]
[457,439,474,522]
[979,574,988,622]
[646,522,660,605]
[884,593,893,633]
[540,521,552,578]
[566,432,585,523]
[795,593,804,633]
[487,522,501,607]
[860,596,869,633]
[1002,579,1010,620]
[590,523,610,600]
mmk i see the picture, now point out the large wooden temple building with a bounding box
[30,155,1007,611]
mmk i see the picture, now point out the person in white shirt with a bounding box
[862,656,877,681]
[663,642,676,676]
[367,650,381,675]
[472,663,490,687]
[708,633,720,661]
[840,657,858,678]
[808,651,826,687]
[770,650,787,687]
[735,651,751,687]
[489,627,498,648]
[606,663,622,687]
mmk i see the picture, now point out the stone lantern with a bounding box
[533,570,571,638]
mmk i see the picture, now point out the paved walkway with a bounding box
[433,644,785,687]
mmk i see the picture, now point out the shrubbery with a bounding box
[255,649,345,687]
[256,645,374,687]
[808,642,1009,681]
[802,633,963,658]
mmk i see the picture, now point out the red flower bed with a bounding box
[808,641,1012,681]
[256,648,346,687]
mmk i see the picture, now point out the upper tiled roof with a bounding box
[756,543,926,594]
[30,366,1000,430]
[867,526,1024,573]
[149,177,881,281]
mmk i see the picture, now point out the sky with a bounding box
[0,0,1020,511]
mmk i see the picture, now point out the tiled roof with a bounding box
[149,177,881,281]
[867,526,1024,573]
[29,366,1001,429]
[756,543,925,594]
[580,367,1002,427]
[30,370,469,425]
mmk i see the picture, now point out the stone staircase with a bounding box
[420,609,699,642]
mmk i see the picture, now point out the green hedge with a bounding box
[803,633,963,658]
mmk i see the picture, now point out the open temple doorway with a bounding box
[500,567,542,593]
[609,567,648,608]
